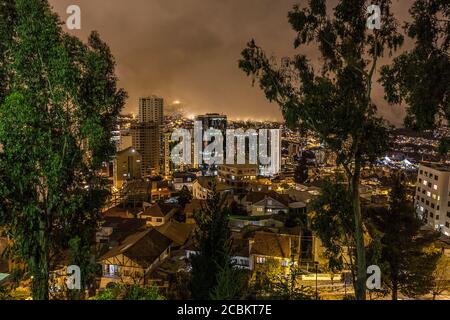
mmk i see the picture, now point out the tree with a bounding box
[294,156,308,184]
[0,0,16,103]
[189,186,233,299]
[274,261,315,300]
[0,0,126,300]
[380,0,450,132]
[210,262,249,300]
[310,180,357,281]
[366,172,441,300]
[239,0,403,300]
[93,284,165,300]
[177,185,192,209]
[431,254,450,300]
[251,257,314,300]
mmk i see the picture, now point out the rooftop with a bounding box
[143,203,179,218]
[250,231,299,259]
[420,162,450,172]
[98,217,147,243]
[103,206,141,218]
[245,191,290,207]
[156,221,194,247]
[100,229,172,268]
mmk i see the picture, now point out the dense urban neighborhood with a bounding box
[0,0,450,302]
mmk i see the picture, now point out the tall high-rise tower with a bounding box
[131,122,160,177]
[131,96,164,177]
[138,96,164,124]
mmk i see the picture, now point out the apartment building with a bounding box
[414,162,450,236]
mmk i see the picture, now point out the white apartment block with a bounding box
[414,163,450,236]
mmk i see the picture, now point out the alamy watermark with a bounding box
[367,4,381,30]
[366,265,382,290]
[66,5,81,30]
[66,265,81,290]
[171,123,281,176]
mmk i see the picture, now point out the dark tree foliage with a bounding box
[294,156,308,184]
[0,0,126,300]
[177,185,193,209]
[189,187,234,300]
[94,284,165,300]
[239,0,403,300]
[366,172,441,300]
[0,0,16,103]
[380,0,450,131]
[210,261,249,300]
[311,180,356,276]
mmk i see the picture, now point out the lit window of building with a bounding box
[256,257,266,264]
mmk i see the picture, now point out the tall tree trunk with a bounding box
[351,155,366,300]
[392,277,398,300]
[32,222,49,300]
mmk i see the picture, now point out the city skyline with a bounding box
[49,0,412,125]
[1,0,450,303]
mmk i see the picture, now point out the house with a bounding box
[113,147,142,189]
[172,172,197,191]
[99,229,172,288]
[184,199,206,224]
[242,191,290,216]
[121,180,152,207]
[96,217,146,245]
[218,164,258,192]
[286,187,320,212]
[184,195,234,224]
[192,176,232,200]
[228,217,284,231]
[103,205,142,219]
[249,231,300,272]
[156,221,195,249]
[150,180,173,202]
[141,202,178,227]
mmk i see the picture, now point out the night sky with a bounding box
[49,0,413,126]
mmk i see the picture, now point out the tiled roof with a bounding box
[250,232,299,259]
[99,217,147,243]
[143,203,178,218]
[245,191,290,207]
[156,221,194,247]
[100,229,172,268]
[103,206,142,218]
[184,199,207,214]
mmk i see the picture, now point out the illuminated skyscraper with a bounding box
[138,96,164,124]
[131,122,160,177]
[131,95,164,177]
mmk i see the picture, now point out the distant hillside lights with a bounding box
[171,122,281,176]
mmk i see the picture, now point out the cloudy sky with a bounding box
[49,0,412,126]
